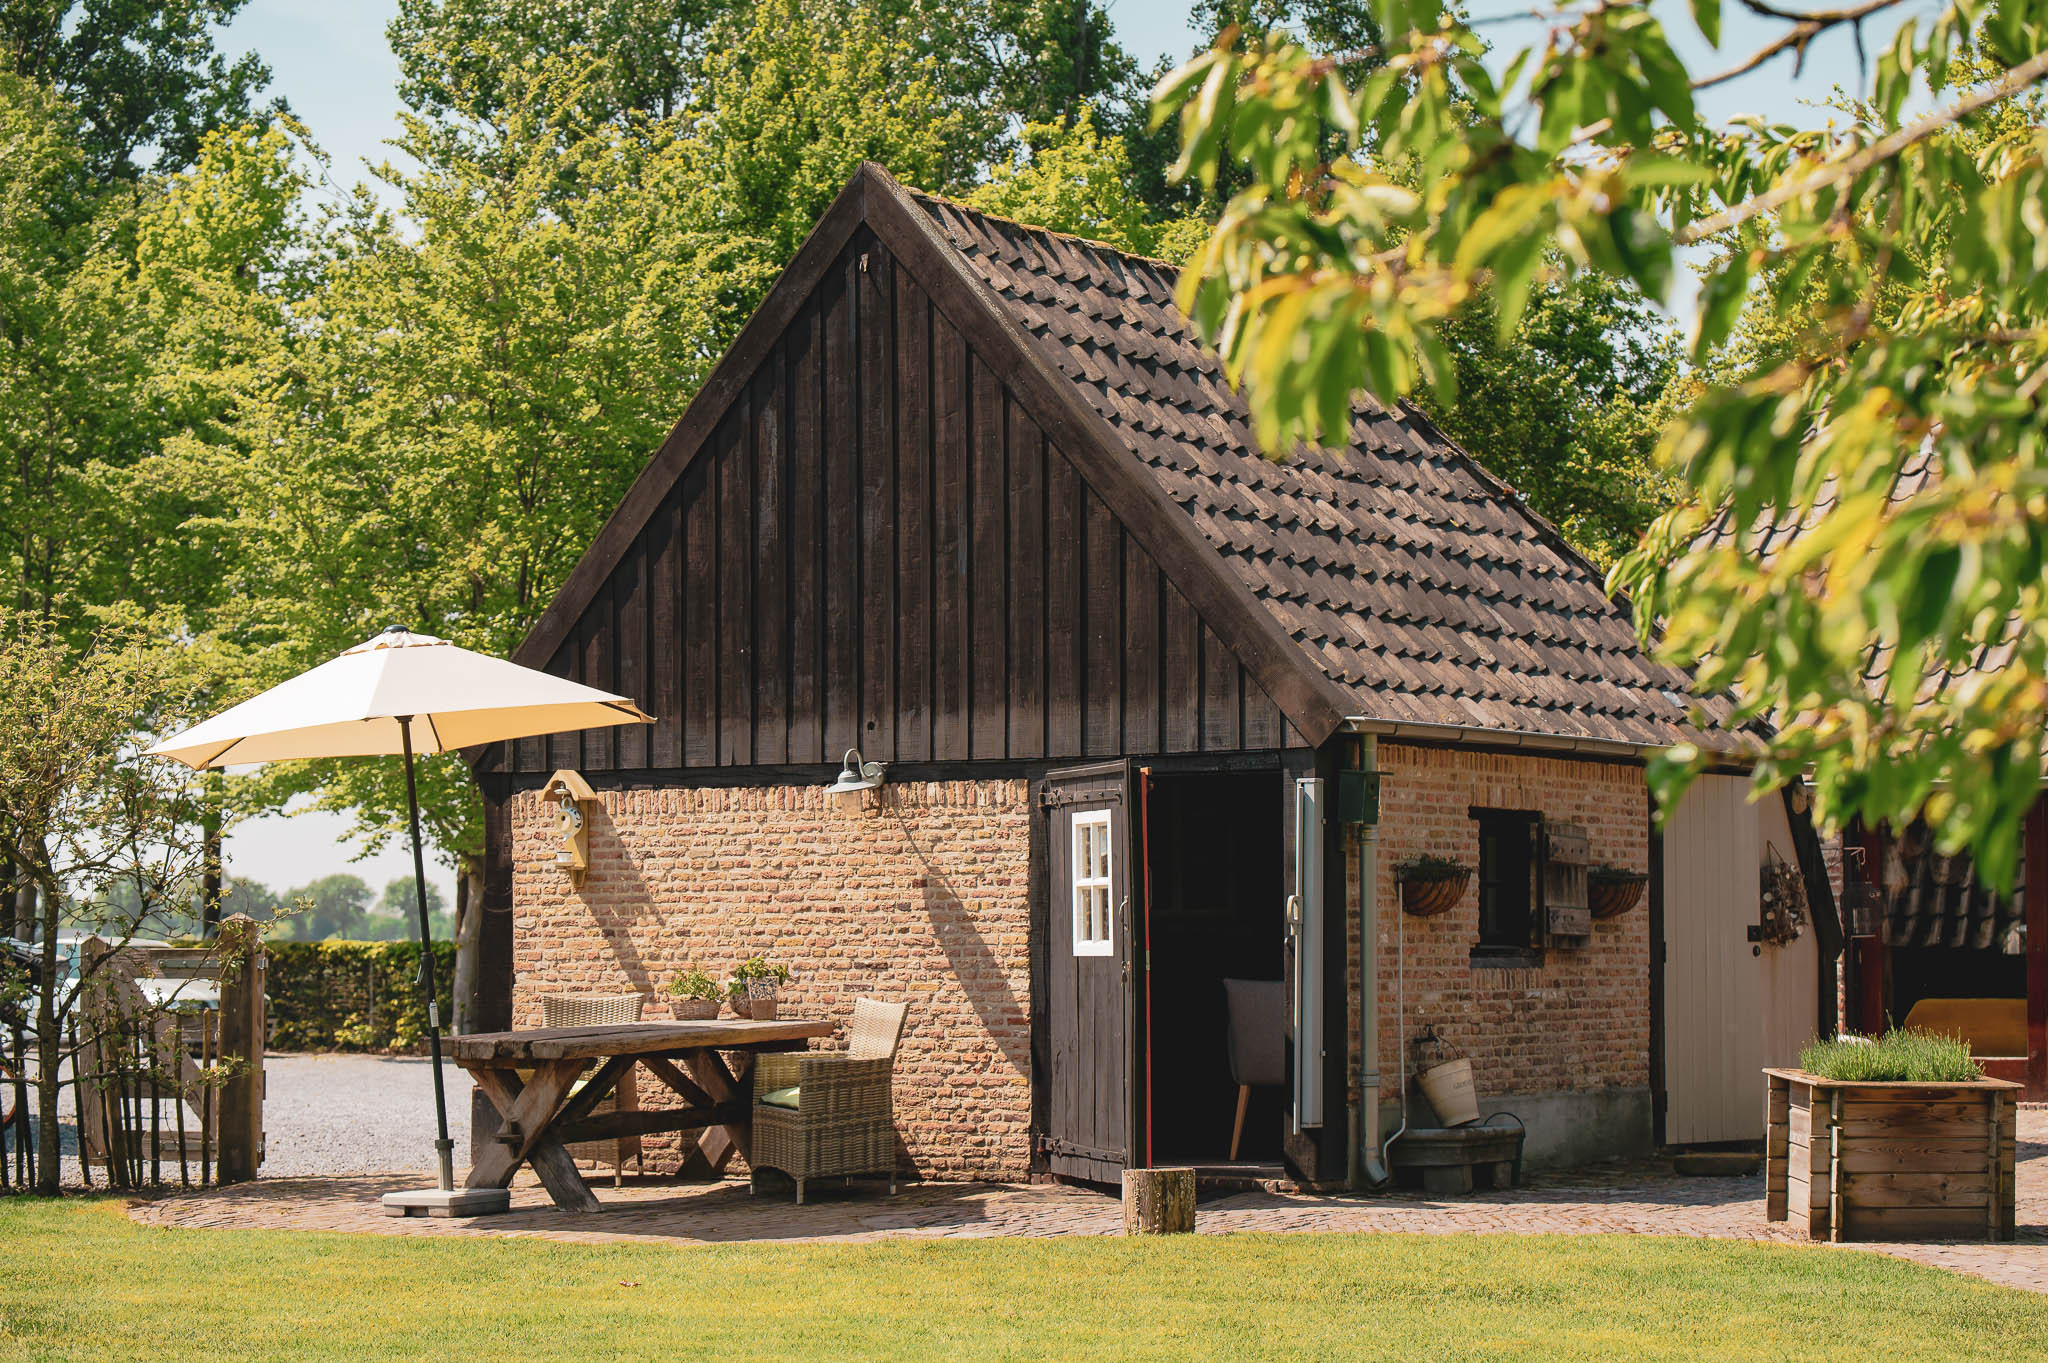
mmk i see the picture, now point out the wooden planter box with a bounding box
[1764,1068,2019,1242]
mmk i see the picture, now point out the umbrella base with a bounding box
[381,1187,512,1218]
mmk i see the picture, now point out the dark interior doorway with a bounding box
[1888,948,2026,1019]
[1142,771,1284,1165]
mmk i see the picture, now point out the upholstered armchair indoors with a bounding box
[1222,978,1284,1162]
[750,997,910,1204]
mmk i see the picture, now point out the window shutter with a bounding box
[1543,820,1592,942]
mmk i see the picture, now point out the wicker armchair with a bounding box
[749,997,909,1204]
[539,993,646,1186]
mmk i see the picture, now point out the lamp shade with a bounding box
[826,748,884,795]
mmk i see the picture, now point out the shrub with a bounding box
[666,968,720,1002]
[726,957,790,999]
[1798,1029,1983,1083]
[266,940,457,1054]
[1395,854,1470,881]
[1588,864,1650,885]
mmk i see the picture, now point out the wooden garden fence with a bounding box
[73,915,266,1190]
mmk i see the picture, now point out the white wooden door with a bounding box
[1662,773,1765,1143]
[1755,793,1821,1071]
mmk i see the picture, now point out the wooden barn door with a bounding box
[1661,772,1766,1144]
[1044,762,1135,1182]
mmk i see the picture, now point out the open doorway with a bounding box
[1882,821,2027,1061]
[1141,770,1285,1167]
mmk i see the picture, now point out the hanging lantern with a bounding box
[1840,848,1880,938]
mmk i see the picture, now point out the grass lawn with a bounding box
[2,1196,2044,1361]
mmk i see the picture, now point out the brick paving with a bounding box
[129,1110,2048,1295]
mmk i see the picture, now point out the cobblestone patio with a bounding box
[129,1108,2048,1296]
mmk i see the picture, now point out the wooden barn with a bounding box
[467,163,1822,1187]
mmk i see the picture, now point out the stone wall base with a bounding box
[1379,1085,1654,1168]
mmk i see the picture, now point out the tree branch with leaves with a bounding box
[1156,0,2048,882]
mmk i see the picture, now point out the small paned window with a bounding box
[1474,809,1541,965]
[1071,809,1114,957]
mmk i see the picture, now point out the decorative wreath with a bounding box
[1759,844,1808,947]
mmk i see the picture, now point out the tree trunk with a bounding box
[33,875,60,1194]
[1121,1167,1196,1235]
[452,856,482,1034]
[11,873,35,943]
[200,784,223,937]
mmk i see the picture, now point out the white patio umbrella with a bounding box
[148,626,652,1210]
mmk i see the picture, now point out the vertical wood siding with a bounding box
[510,232,1299,773]
[1662,772,1767,1144]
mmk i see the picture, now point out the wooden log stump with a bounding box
[1121,1167,1195,1235]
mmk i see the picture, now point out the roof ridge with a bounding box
[900,182,1188,275]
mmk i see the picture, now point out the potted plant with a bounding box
[1587,864,1650,919]
[1395,854,1472,918]
[1765,1030,2018,1242]
[665,968,722,1021]
[726,958,790,1020]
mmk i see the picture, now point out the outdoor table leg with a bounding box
[467,1055,636,1213]
[465,1060,582,1190]
[677,1048,752,1173]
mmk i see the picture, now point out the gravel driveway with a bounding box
[39,1051,476,1183]
[260,1053,477,1177]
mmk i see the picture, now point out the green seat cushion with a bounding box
[759,1085,801,1110]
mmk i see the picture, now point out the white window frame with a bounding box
[1070,808,1115,957]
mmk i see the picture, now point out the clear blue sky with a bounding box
[209,0,1894,897]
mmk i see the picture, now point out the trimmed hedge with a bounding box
[266,940,457,1054]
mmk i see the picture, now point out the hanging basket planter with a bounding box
[1588,867,1650,920]
[1396,857,1472,918]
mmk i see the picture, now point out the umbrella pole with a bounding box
[399,718,457,1192]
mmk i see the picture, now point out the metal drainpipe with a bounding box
[1353,735,1388,1189]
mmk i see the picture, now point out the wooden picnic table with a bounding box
[450,1018,832,1212]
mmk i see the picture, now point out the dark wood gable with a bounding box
[498,227,1307,778]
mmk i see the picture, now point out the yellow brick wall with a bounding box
[1351,744,1652,1103]
[509,780,1033,1180]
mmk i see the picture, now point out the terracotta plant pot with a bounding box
[671,998,720,1021]
[1588,874,1648,920]
[1399,871,1470,918]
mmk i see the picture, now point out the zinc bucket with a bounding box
[1419,1058,1480,1126]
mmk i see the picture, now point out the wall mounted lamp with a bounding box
[827,747,887,799]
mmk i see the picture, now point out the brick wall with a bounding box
[509,779,1033,1180]
[1352,745,1651,1104]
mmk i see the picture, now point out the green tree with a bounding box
[0,609,202,1193]
[690,0,979,258]
[986,0,1136,131]
[280,874,373,942]
[378,876,450,941]
[391,0,734,124]
[0,0,275,179]
[0,74,142,628]
[1433,271,1683,570]
[163,6,982,1020]
[966,106,1210,261]
[391,0,1131,170]
[217,876,279,924]
[1156,1,2048,880]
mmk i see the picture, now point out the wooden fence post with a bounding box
[215,915,266,1184]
